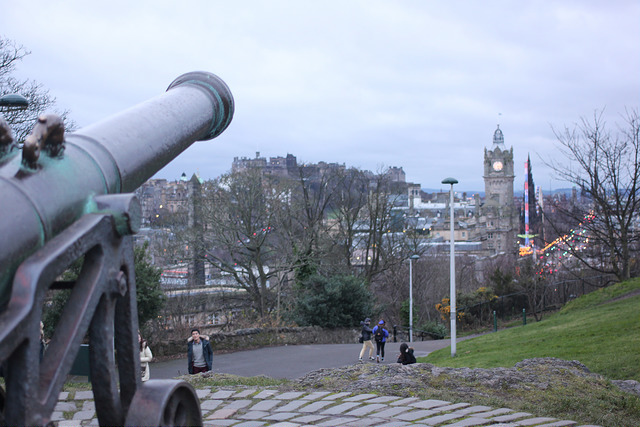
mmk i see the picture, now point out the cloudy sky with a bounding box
[2,1,638,192]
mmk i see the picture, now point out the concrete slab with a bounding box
[410,399,451,409]
[233,389,257,398]
[319,401,362,415]
[200,399,224,410]
[250,399,282,411]
[344,403,388,416]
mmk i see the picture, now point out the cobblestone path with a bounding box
[52,387,602,427]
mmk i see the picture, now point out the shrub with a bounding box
[419,320,447,339]
[290,274,377,329]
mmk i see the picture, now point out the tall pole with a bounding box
[409,256,414,343]
[524,158,530,247]
[408,254,419,343]
[442,177,458,357]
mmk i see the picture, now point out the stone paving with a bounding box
[51,388,603,427]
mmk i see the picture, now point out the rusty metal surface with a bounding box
[0,71,233,426]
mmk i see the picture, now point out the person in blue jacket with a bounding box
[187,328,213,374]
[372,320,389,363]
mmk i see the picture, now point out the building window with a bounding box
[185,314,196,325]
[210,313,222,325]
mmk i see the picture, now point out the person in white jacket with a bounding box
[139,332,153,382]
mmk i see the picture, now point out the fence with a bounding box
[458,273,616,330]
[391,325,445,343]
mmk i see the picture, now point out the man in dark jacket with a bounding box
[358,318,375,361]
[188,328,213,374]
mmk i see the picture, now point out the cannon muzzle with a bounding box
[0,71,234,306]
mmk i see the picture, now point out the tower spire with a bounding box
[492,124,504,148]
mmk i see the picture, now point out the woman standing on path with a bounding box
[358,318,375,361]
[139,332,153,382]
[372,320,389,363]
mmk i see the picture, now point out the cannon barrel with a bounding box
[0,71,234,306]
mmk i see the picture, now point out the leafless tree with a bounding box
[0,37,75,140]
[328,167,369,270]
[545,109,640,281]
[278,165,340,280]
[199,169,290,316]
[356,170,407,283]
[191,163,436,324]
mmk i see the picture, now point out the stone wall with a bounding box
[151,326,360,357]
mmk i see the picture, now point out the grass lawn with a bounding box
[424,278,640,381]
[421,278,640,426]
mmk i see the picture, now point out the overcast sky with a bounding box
[2,1,638,192]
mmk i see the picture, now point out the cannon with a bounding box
[0,71,234,426]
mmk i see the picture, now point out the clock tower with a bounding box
[484,125,514,206]
[480,125,517,255]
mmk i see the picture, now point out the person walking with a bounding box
[358,318,375,362]
[39,321,48,361]
[396,342,417,365]
[372,320,389,363]
[139,331,153,381]
[187,328,213,374]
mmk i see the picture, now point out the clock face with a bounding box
[492,161,503,171]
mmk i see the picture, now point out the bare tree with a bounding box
[0,37,75,140]
[328,167,369,270]
[357,170,406,283]
[280,165,339,281]
[545,109,639,281]
[279,166,410,283]
[199,169,290,316]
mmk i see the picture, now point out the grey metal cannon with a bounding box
[0,71,234,426]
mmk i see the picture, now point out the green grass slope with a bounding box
[424,278,640,381]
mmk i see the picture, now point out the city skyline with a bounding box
[2,1,638,191]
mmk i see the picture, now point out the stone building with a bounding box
[472,125,518,255]
[404,125,518,258]
[232,152,298,177]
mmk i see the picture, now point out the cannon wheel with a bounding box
[124,380,202,427]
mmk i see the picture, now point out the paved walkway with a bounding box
[56,341,602,426]
[150,340,456,380]
[52,387,601,427]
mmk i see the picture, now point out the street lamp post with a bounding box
[442,177,458,357]
[408,254,420,343]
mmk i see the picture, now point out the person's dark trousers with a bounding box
[376,342,386,359]
[192,366,208,374]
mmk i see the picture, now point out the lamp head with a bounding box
[0,94,29,109]
[441,177,458,185]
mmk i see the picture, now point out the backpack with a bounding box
[374,327,384,342]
